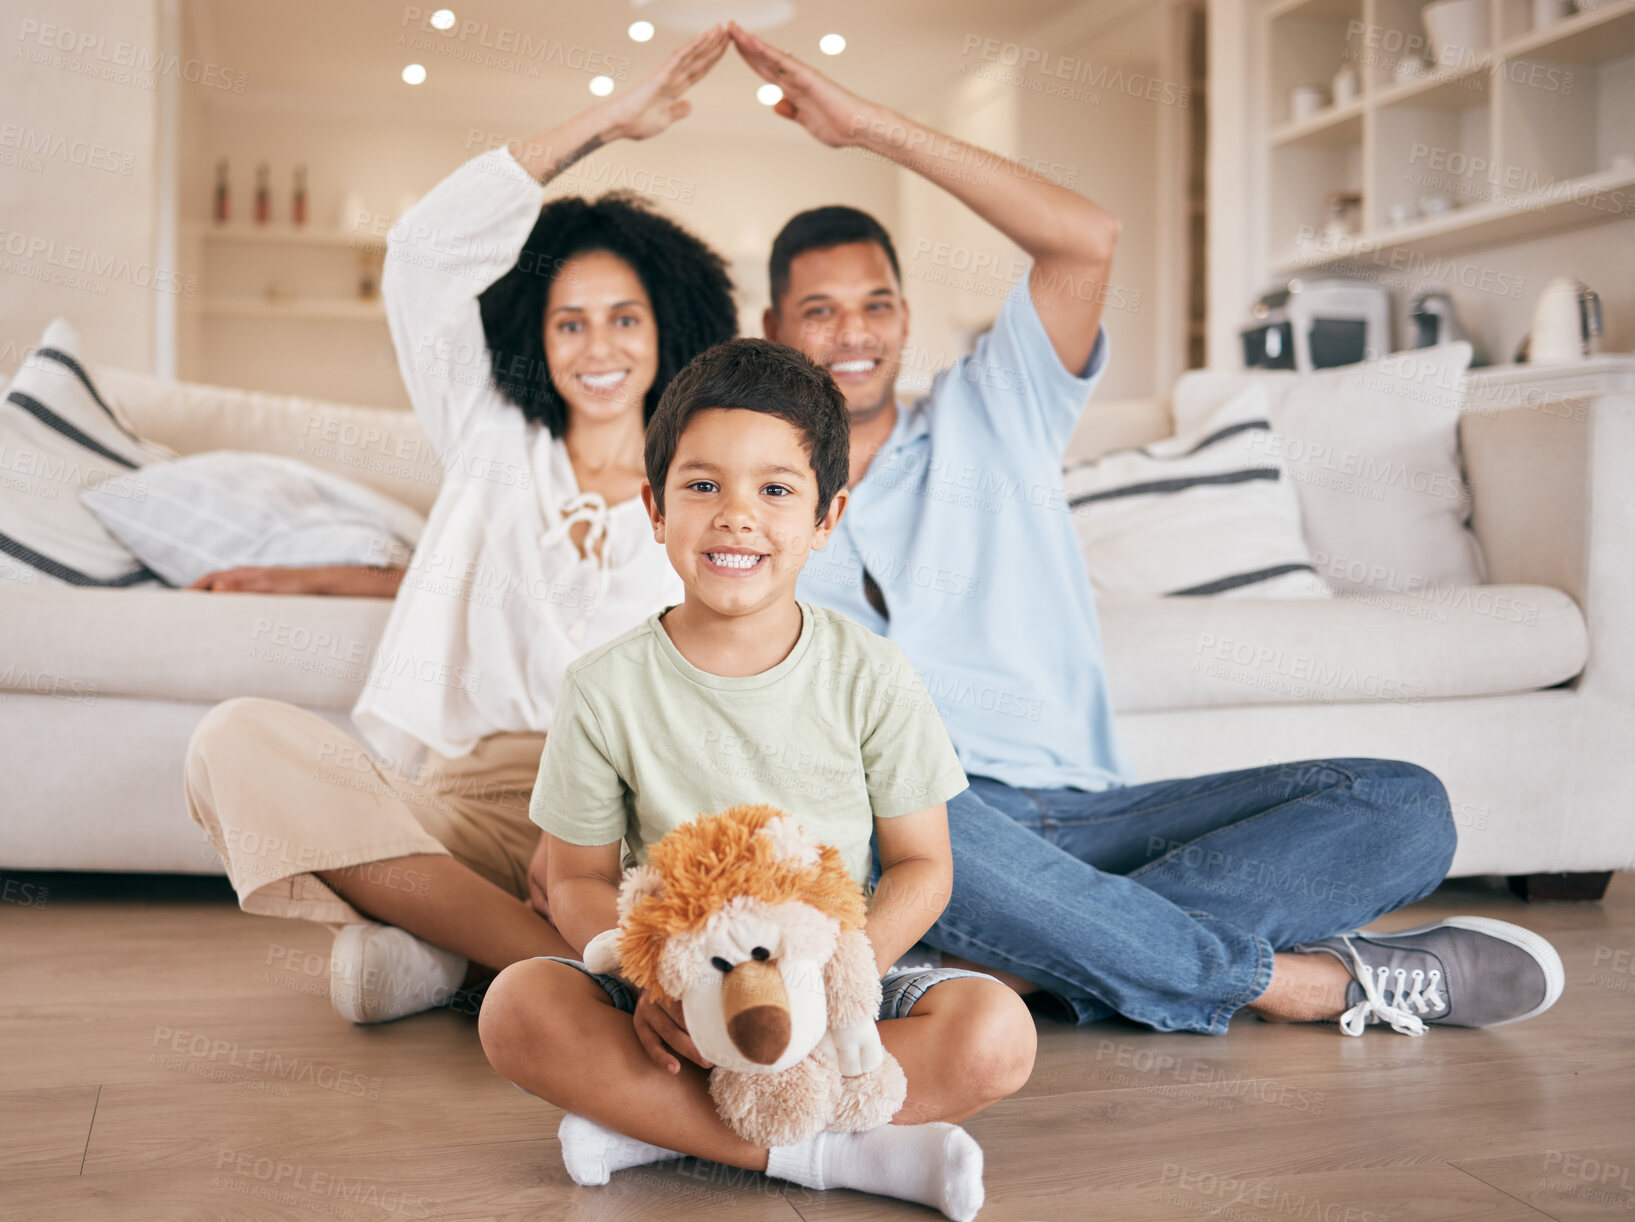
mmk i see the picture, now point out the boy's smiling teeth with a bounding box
[707,552,765,570]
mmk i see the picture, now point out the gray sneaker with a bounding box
[1292,916,1564,1036]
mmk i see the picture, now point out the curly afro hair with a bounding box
[477,191,737,437]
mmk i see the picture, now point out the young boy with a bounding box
[477,338,1036,1222]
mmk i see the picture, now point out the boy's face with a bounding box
[643,408,847,621]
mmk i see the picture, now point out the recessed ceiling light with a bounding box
[430,9,456,30]
[628,21,655,41]
[401,63,427,85]
[757,83,783,105]
[590,75,615,96]
[819,33,845,55]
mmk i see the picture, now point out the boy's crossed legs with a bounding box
[479,957,1035,1220]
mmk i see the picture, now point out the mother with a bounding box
[185,28,736,1023]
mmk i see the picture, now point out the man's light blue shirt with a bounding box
[797,283,1135,792]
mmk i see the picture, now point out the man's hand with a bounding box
[601,24,730,142]
[728,22,879,147]
[632,988,713,1075]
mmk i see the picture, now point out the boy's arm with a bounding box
[542,835,624,957]
[865,803,954,976]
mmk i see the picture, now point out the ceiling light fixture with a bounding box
[430,9,456,30]
[401,63,427,85]
[590,75,615,96]
[819,33,845,55]
[757,83,783,105]
[628,21,655,41]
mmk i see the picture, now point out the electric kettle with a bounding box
[1526,277,1603,363]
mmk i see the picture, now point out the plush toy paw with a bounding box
[824,1021,886,1077]
[583,928,622,974]
[827,1048,908,1133]
[711,1058,842,1149]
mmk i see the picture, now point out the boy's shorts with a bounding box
[535,956,995,1021]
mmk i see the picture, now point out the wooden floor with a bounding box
[2,871,1631,1222]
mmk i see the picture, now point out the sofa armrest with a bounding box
[1461,389,1635,698]
[89,365,444,516]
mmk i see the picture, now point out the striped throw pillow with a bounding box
[0,319,177,588]
[1062,385,1332,599]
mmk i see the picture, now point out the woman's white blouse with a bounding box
[351,146,682,776]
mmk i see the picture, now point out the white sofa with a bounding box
[2,364,1629,882]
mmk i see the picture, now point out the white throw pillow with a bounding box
[1063,385,1333,599]
[79,451,427,587]
[1170,344,1485,595]
[0,318,177,588]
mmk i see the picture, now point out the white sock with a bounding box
[557,1112,683,1186]
[766,1123,985,1222]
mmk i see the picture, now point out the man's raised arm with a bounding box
[729,22,1118,375]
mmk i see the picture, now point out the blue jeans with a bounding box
[881,758,1456,1035]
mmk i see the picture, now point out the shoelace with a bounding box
[1334,936,1447,1037]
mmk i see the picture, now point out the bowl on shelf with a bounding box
[1422,0,1490,70]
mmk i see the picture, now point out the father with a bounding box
[728,23,1562,1037]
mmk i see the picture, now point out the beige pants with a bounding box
[184,696,546,928]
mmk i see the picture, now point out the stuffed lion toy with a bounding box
[583,803,908,1148]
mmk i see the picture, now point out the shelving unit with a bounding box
[1259,0,1635,274]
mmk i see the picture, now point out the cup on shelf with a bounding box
[1419,194,1454,215]
[1290,85,1326,122]
[1422,0,1490,70]
[1532,0,1574,29]
[1332,65,1360,106]
[1388,201,1417,226]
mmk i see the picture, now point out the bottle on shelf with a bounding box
[213,159,229,224]
[255,162,270,226]
[292,164,307,228]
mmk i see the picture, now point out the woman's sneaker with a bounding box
[1292,916,1564,1037]
[329,923,468,1024]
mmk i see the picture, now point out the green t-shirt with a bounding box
[530,601,969,887]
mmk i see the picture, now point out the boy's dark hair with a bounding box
[768,205,901,312]
[478,192,736,437]
[645,338,849,524]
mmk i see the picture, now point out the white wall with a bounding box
[0,0,164,375]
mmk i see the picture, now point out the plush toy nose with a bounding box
[721,959,791,1065]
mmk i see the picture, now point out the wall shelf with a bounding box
[187,222,384,250]
[1260,0,1635,274]
[198,296,386,321]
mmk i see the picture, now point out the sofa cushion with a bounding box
[0,585,394,711]
[1,319,178,589]
[1063,385,1333,598]
[1171,344,1486,598]
[79,451,426,586]
[1099,585,1586,712]
[0,582,1587,717]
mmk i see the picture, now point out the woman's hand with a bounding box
[601,23,731,142]
[632,987,713,1074]
[727,22,881,148]
[188,564,405,597]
